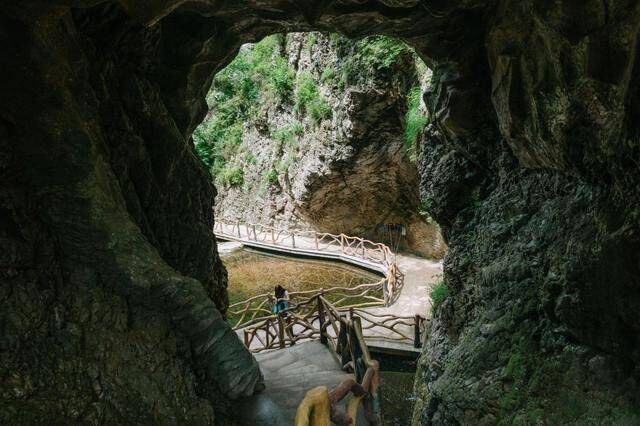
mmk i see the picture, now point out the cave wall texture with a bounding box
[0,0,639,424]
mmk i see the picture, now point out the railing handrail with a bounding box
[213,219,396,269]
[215,218,405,334]
[294,305,381,425]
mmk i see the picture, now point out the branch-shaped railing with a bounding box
[214,219,404,331]
[295,312,382,425]
[214,220,395,271]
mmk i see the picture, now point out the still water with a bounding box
[222,247,417,425]
[222,248,381,306]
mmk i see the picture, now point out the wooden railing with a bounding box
[214,220,395,271]
[295,311,381,425]
[240,293,427,353]
[214,219,404,331]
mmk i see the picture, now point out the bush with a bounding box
[404,86,428,161]
[304,33,317,51]
[295,72,332,124]
[194,34,296,182]
[244,152,256,164]
[320,66,337,84]
[340,35,414,85]
[430,281,448,314]
[221,166,244,187]
[264,166,279,186]
[265,56,293,100]
[272,121,304,147]
[295,72,319,111]
[307,98,332,123]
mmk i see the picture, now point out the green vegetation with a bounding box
[338,35,415,85]
[194,34,294,183]
[405,86,429,161]
[194,32,429,186]
[221,166,244,187]
[430,281,448,313]
[304,33,317,51]
[264,166,279,186]
[320,67,337,83]
[272,121,304,148]
[244,152,256,164]
[295,72,332,124]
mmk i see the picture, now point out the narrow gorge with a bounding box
[1,1,639,425]
[197,32,445,258]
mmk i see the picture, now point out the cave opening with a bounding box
[193,31,447,260]
[195,33,448,425]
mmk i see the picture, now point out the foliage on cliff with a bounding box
[193,32,430,186]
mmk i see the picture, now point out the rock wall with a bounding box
[201,32,446,258]
[0,0,639,424]
[0,2,262,424]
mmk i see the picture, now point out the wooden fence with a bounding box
[295,313,381,425]
[214,219,403,330]
[214,219,426,354]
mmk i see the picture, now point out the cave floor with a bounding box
[236,341,354,425]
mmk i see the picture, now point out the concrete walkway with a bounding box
[237,341,354,425]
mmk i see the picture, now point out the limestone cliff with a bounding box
[198,32,446,258]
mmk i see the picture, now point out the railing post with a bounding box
[243,329,250,348]
[292,233,296,248]
[277,316,286,349]
[237,220,241,238]
[271,229,275,244]
[383,279,389,306]
[414,315,422,349]
[252,225,256,240]
[361,242,365,258]
[314,233,319,250]
[338,316,349,366]
[340,235,345,253]
[317,297,327,345]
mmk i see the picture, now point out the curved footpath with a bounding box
[216,224,442,424]
[215,223,443,354]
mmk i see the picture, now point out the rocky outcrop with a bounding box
[1,0,639,424]
[0,2,262,424]
[203,32,446,258]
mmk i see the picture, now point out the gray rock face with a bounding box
[208,32,445,258]
[0,0,639,424]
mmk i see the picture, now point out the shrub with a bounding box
[340,35,414,85]
[265,56,293,100]
[320,66,337,84]
[295,72,319,112]
[304,33,317,51]
[272,121,304,146]
[307,98,332,123]
[264,166,279,186]
[244,151,256,164]
[221,166,244,187]
[404,86,428,161]
[194,34,296,181]
[430,281,448,314]
[295,72,332,124]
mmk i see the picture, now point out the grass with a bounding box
[221,166,244,187]
[404,86,429,161]
[272,121,304,147]
[295,72,332,124]
[264,166,279,186]
[193,34,295,181]
[430,281,448,314]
